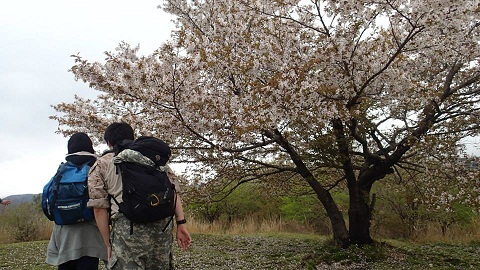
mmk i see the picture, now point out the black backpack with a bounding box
[113,136,176,232]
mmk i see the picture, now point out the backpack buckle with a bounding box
[149,194,160,206]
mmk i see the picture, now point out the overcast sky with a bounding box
[0,0,173,198]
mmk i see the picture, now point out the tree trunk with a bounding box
[269,129,350,246]
[310,183,350,247]
[351,161,394,245]
[348,183,374,245]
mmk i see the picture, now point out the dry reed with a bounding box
[185,216,316,235]
[413,218,480,244]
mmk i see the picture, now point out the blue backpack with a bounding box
[42,161,94,225]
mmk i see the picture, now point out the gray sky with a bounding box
[0,0,173,198]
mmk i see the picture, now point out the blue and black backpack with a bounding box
[41,161,94,225]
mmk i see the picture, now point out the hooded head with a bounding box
[67,132,95,154]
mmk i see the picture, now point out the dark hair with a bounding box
[68,132,94,154]
[103,122,134,147]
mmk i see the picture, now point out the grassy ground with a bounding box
[0,233,478,270]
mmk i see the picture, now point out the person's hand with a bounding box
[0,200,11,206]
[176,225,191,251]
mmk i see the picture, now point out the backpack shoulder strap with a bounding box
[51,162,68,205]
[102,149,115,156]
[162,194,177,232]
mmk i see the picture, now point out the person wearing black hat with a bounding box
[46,132,107,270]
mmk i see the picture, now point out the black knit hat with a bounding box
[68,132,95,154]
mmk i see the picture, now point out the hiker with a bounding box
[88,122,191,269]
[45,132,108,270]
[0,198,11,205]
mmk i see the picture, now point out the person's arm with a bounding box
[0,198,11,205]
[87,156,112,260]
[166,165,191,251]
[174,193,191,251]
[94,208,111,261]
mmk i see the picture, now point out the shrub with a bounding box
[0,201,51,243]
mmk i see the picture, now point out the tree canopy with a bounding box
[52,0,480,245]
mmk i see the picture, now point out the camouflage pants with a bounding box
[108,214,174,270]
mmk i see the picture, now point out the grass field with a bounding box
[0,233,479,270]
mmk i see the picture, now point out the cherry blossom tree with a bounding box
[52,0,480,246]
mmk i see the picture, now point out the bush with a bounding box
[0,202,52,243]
[279,195,331,234]
[187,182,282,223]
